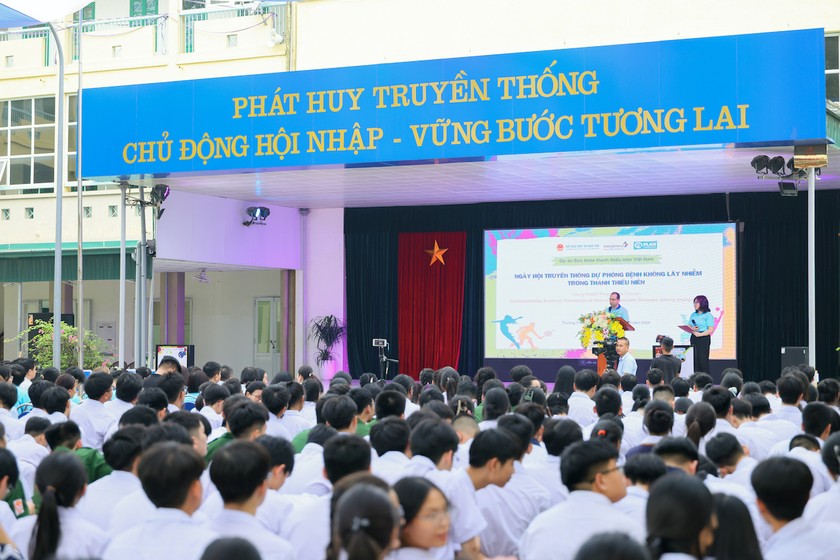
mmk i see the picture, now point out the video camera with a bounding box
[592,339,619,367]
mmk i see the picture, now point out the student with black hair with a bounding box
[524,417,581,504]
[117,405,159,429]
[282,420,341,495]
[105,371,143,420]
[803,432,840,521]
[199,383,230,431]
[704,432,757,491]
[330,483,400,560]
[69,372,116,450]
[711,494,763,560]
[104,442,216,560]
[478,387,509,430]
[574,533,651,560]
[205,441,295,560]
[41,386,71,424]
[24,380,55,422]
[646,473,717,560]
[615,453,666,526]
[44,421,112,483]
[76,426,145,527]
[205,399,269,461]
[625,400,674,459]
[0,383,23,441]
[370,417,411,484]
[405,420,460,476]
[392,477,450,558]
[475,415,551,556]
[520,440,644,560]
[157,372,186,413]
[348,387,375,437]
[261,384,293,440]
[301,377,323,423]
[11,452,107,559]
[277,381,312,438]
[165,411,211,459]
[375,389,407,420]
[8,416,51,496]
[752,456,840,560]
[0,448,20,531]
[567,369,599,427]
[763,375,805,427]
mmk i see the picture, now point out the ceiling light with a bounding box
[751,155,770,174]
[243,206,270,227]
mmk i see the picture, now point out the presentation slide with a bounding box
[484,223,736,360]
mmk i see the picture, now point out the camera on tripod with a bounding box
[592,339,619,366]
[372,338,388,347]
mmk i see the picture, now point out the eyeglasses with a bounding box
[417,508,450,524]
[588,465,623,483]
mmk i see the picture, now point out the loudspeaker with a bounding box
[778,181,797,196]
[781,346,808,370]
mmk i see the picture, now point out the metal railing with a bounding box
[0,26,51,66]
[69,14,169,60]
[180,2,287,54]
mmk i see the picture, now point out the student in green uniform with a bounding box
[205,398,269,462]
[349,388,376,437]
[43,421,112,484]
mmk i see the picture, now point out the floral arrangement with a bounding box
[5,320,110,370]
[578,311,625,349]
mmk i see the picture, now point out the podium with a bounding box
[594,319,634,374]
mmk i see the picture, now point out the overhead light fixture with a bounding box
[751,155,770,174]
[243,206,270,227]
[193,269,209,284]
[768,156,786,175]
[150,184,170,205]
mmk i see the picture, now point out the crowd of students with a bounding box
[0,356,838,560]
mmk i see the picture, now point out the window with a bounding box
[108,205,118,217]
[1,208,9,220]
[4,56,12,68]
[131,0,159,16]
[83,206,92,218]
[24,207,34,219]
[828,35,839,102]
[0,96,56,192]
[227,34,238,48]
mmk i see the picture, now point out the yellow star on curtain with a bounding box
[424,240,448,266]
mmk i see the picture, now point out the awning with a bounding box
[0,242,150,282]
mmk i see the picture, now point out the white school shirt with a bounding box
[786,446,833,496]
[207,426,227,443]
[567,392,598,427]
[103,507,216,560]
[522,441,548,466]
[46,411,68,424]
[404,400,421,418]
[620,392,636,415]
[11,506,108,560]
[69,399,116,450]
[452,439,472,470]
[279,494,331,560]
[277,409,313,438]
[76,470,142,528]
[0,501,16,534]
[280,442,325,495]
[109,488,157,533]
[265,414,293,440]
[207,509,295,560]
[703,474,772,544]
[523,454,568,506]
[672,413,688,438]
[804,480,840,523]
[0,409,24,441]
[765,393,783,412]
[762,405,803,428]
[400,454,437,479]
[477,419,498,431]
[519,491,646,560]
[736,421,778,460]
[198,406,224,431]
[615,486,648,529]
[372,450,411,485]
[387,548,438,560]
[301,401,317,424]
[616,353,637,375]
[104,398,134,421]
[426,467,486,560]
[476,461,551,557]
[8,435,49,474]
[721,456,758,491]
[762,517,840,560]
[201,488,313,536]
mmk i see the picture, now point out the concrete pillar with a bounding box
[164,272,186,344]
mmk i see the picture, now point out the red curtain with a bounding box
[398,232,466,378]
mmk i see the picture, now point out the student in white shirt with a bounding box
[8,417,50,496]
[451,414,479,471]
[329,480,401,560]
[104,441,217,560]
[281,424,338,495]
[477,388,509,431]
[105,372,143,421]
[205,441,295,560]
[277,382,314,438]
[23,381,53,422]
[69,372,117,450]
[11,452,108,559]
[198,384,230,431]
[0,449,20,533]
[729,397,777,460]
[752,456,840,560]
[519,440,645,560]
[77,425,145,527]
[615,453,667,526]
[158,372,186,414]
[762,376,805,427]
[803,432,840,522]
[651,385,687,438]
[301,378,322,424]
[712,493,764,560]
[524,418,579,505]
[0,384,24,441]
[704,432,758,491]
[376,389,407,421]
[371,417,412,485]
[567,370,599,427]
[391,477,450,559]
[41,386,72,425]
[768,401,836,457]
[136,387,171,422]
[645,472,717,560]
[261,385,293,440]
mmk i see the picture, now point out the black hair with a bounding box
[620,374,638,393]
[624,454,666,486]
[44,421,81,450]
[24,417,51,437]
[30,452,87,560]
[83,371,113,400]
[0,366,10,383]
[210,441,271,503]
[652,437,699,465]
[0,448,18,491]
[203,383,231,406]
[187,371,210,394]
[322,395,358,430]
[41,386,70,415]
[573,532,652,560]
[307,424,339,447]
[348,387,374,415]
[631,385,650,412]
[692,373,713,392]
[158,373,186,404]
[790,433,821,452]
[119,405,160,428]
[506,383,525,408]
[720,373,743,395]
[509,364,532,383]
[652,385,675,403]
[315,394,337,424]
[375,390,406,419]
[644,400,674,436]
[685,402,716,448]
[455,378,478,400]
[115,372,144,402]
[323,435,371,484]
[261,384,291,415]
[543,418,583,457]
[358,373,378,387]
[670,378,690,398]
[39,367,59,383]
[392,374,415,398]
[560,440,619,489]
[646,473,714,560]
[223,378,243,396]
[165,410,211,437]
[423,400,454,421]
[368,417,410,456]
[103,426,146,471]
[202,361,222,378]
[704,433,743,468]
[515,402,547,435]
[409,419,459,465]
[591,417,623,448]
[594,387,622,417]
[134,366,152,379]
[742,393,771,417]
[496,413,535,458]
[546,392,569,416]
[331,483,399,560]
[137,387,169,412]
[554,366,576,395]
[28,380,54,409]
[142,423,193,450]
[201,538,261,560]
[0,382,17,410]
[286,381,305,407]
[9,364,26,386]
[574,369,599,393]
[777,375,805,405]
[298,365,315,380]
[803,402,834,437]
[139,442,205,508]
[647,369,664,386]
[393,476,448,526]
[818,378,840,404]
[701,387,732,418]
[439,368,460,402]
[418,386,445,408]
[674,397,693,414]
[254,435,295,475]
[730,398,752,420]
[239,367,260,385]
[449,395,475,418]
[469,428,520,468]
[751,456,812,521]
[600,370,621,389]
[227,401,269,438]
[483,387,510,421]
[711,493,763,560]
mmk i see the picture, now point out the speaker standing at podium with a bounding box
[689,295,715,374]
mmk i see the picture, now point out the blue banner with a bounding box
[82,29,826,178]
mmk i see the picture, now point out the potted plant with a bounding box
[310,315,345,379]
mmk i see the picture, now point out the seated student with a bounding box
[712,494,763,560]
[197,384,230,431]
[185,371,210,412]
[391,477,450,560]
[159,372,187,414]
[201,538,260,560]
[625,400,674,459]
[117,405,159,429]
[375,389,407,421]
[281,436,373,559]
[69,372,117,450]
[451,413,480,470]
[349,387,376,437]
[727,398,776,461]
[76,426,145,527]
[752,456,840,560]
[520,440,645,560]
[327,483,401,560]
[478,388,510,431]
[41,386,71,424]
[646,473,717,560]
[512,402,548,466]
[476,414,551,557]
[244,381,265,404]
[283,423,338,495]
[651,385,686,438]
[573,532,651,560]
[205,399,269,462]
[524,418,581,504]
[619,374,638,415]
[646,368,665,389]
[762,375,805,427]
[104,442,217,560]
[44,421,112,483]
[136,387,171,422]
[165,411,211,459]
[277,382,314,438]
[8,417,51,497]
[0,383,24,441]
[370,417,411,484]
[704,432,758,491]
[301,378,323,424]
[10,452,108,559]
[615,453,667,526]
[205,441,295,560]
[105,372,143,420]
[23,380,54,421]
[567,370,600,428]
[0,448,20,532]
[804,432,840,522]
[785,432,835,497]
[261,385,293,440]
[403,419,460,478]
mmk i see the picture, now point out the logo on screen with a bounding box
[556,244,565,251]
[634,241,658,250]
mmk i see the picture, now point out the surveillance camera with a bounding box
[372,338,388,347]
